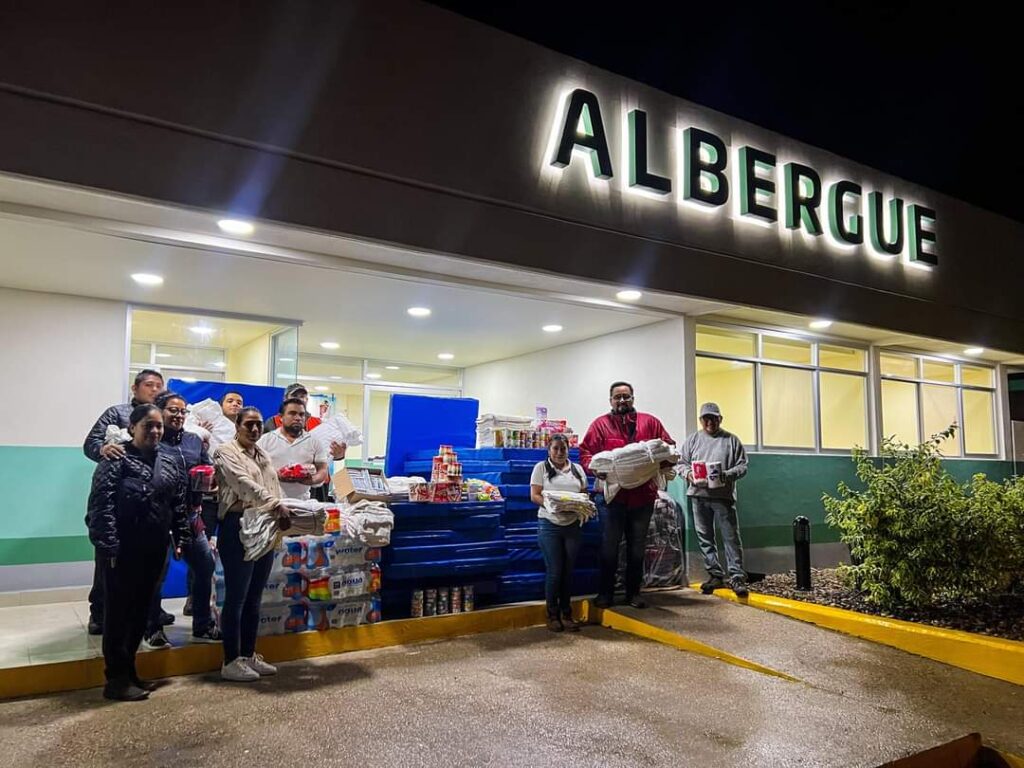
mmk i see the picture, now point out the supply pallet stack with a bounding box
[490,448,601,603]
[398,447,600,606]
[381,447,510,618]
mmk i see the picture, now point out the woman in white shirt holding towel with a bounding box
[530,434,587,633]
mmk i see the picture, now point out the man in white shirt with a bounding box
[257,398,329,500]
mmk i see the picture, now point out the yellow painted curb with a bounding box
[581,600,799,682]
[690,583,1024,687]
[0,601,553,700]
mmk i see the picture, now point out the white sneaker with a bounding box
[221,658,260,682]
[244,653,277,676]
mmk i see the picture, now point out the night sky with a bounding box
[430,2,1022,225]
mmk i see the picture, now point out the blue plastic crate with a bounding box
[393,513,502,534]
[390,526,506,547]
[501,507,542,526]
[390,501,504,521]
[505,533,539,549]
[383,541,508,565]
[384,556,511,581]
[504,499,536,512]
[478,472,533,486]
[499,484,532,500]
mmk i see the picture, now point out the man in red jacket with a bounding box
[580,381,674,609]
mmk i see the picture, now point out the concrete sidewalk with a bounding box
[619,589,1024,754]
[1,595,1021,767]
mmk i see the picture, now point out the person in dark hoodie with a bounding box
[141,392,222,649]
[579,381,674,610]
[82,369,165,635]
[87,403,191,701]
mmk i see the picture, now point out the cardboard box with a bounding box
[332,467,392,503]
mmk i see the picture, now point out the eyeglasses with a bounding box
[241,421,262,430]
[164,407,189,416]
[611,394,634,401]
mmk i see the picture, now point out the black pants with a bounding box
[598,496,654,600]
[89,548,105,623]
[101,535,168,686]
[145,547,172,635]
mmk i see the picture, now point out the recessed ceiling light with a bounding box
[320,341,340,350]
[542,324,563,333]
[189,326,214,335]
[155,353,172,359]
[315,385,329,391]
[385,365,400,370]
[809,319,833,330]
[366,373,382,380]
[407,307,432,318]
[437,352,454,361]
[616,290,643,302]
[131,273,164,286]
[217,219,254,236]
[278,357,294,362]
[964,347,984,356]
[329,376,343,380]
[212,361,227,368]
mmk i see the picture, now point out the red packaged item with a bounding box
[692,461,708,481]
[278,463,313,481]
[324,507,341,533]
[189,464,216,492]
[369,564,382,593]
[428,482,450,503]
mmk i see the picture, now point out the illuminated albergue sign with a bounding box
[545,88,938,269]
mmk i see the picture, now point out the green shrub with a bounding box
[823,426,1024,609]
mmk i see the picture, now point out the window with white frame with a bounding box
[879,352,997,456]
[695,324,869,453]
[129,341,227,385]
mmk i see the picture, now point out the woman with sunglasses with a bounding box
[141,392,222,649]
[213,406,288,682]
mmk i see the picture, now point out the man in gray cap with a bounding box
[679,402,750,597]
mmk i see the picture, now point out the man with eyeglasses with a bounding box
[680,402,749,597]
[82,368,165,635]
[580,381,674,609]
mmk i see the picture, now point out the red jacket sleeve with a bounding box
[653,416,674,445]
[578,419,604,474]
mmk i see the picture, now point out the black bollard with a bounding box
[793,516,812,591]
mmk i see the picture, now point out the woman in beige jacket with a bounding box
[213,406,288,683]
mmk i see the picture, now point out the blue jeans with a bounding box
[597,494,654,600]
[218,512,274,663]
[537,518,583,616]
[147,526,216,635]
[691,497,745,580]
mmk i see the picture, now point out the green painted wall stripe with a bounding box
[1009,377,1024,392]
[0,446,95,540]
[0,536,93,565]
[0,449,1016,567]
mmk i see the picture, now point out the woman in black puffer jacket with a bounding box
[87,403,191,701]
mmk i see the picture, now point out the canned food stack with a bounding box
[410,585,476,617]
[213,531,384,635]
[419,444,463,503]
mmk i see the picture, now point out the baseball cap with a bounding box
[285,383,308,398]
[699,402,722,418]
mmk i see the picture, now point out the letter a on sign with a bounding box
[551,88,613,179]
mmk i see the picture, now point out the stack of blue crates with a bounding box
[497,449,602,603]
[391,446,601,609]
